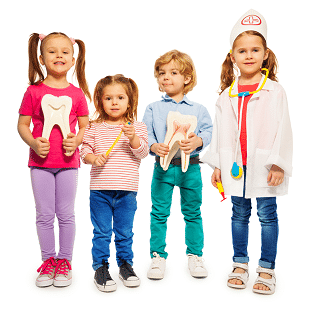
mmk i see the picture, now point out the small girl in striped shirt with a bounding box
[81,74,148,292]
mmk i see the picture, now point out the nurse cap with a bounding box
[230,9,267,47]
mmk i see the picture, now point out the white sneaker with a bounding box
[53,259,72,287]
[36,257,57,287]
[147,252,166,280]
[188,254,208,278]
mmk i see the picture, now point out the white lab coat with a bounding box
[202,76,293,198]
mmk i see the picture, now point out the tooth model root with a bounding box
[160,111,197,173]
[41,94,73,153]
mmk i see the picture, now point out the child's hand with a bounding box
[122,123,136,141]
[31,137,50,158]
[211,168,222,188]
[151,143,169,157]
[267,165,284,186]
[93,154,107,167]
[178,132,203,154]
[122,123,141,149]
[63,133,78,156]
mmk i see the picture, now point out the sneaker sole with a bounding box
[94,279,117,292]
[119,274,140,287]
[35,278,53,287]
[190,271,208,278]
[53,278,72,287]
[147,271,164,280]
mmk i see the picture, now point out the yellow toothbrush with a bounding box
[105,122,130,157]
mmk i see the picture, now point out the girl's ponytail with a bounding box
[220,52,235,94]
[262,48,278,82]
[75,39,91,101]
[28,33,44,85]
[127,77,138,122]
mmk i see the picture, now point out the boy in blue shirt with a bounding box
[142,50,213,279]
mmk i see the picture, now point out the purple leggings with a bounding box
[30,167,78,261]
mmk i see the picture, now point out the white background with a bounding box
[1,0,307,307]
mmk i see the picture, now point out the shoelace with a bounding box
[152,252,164,267]
[189,254,205,268]
[119,260,136,278]
[96,262,112,286]
[37,257,57,275]
[55,259,71,276]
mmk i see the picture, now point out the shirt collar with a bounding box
[162,94,193,105]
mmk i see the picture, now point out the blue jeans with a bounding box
[231,167,278,269]
[90,190,137,270]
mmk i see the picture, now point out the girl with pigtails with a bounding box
[202,10,293,295]
[17,32,90,287]
[81,75,148,292]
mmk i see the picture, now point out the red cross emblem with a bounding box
[241,15,261,25]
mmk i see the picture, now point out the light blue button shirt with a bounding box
[142,94,213,156]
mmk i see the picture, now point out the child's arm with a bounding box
[17,115,50,158]
[63,116,89,156]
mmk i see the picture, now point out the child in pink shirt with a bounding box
[17,32,90,288]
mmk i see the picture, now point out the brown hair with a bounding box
[28,32,91,100]
[220,31,278,94]
[154,50,197,94]
[92,74,138,124]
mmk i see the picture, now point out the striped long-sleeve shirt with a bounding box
[81,121,149,192]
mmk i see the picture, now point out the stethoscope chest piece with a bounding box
[230,162,243,179]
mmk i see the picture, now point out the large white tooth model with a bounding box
[41,94,73,155]
[160,111,197,173]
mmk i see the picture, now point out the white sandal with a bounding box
[252,266,276,295]
[227,262,249,289]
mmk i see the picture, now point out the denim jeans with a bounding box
[231,166,278,269]
[90,190,137,270]
[150,161,203,259]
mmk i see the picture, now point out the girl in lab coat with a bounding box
[202,10,292,295]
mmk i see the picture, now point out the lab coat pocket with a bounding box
[253,148,271,187]
[219,148,233,185]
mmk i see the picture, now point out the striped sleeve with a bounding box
[80,123,95,163]
[130,122,149,159]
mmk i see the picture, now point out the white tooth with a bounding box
[160,111,197,172]
[41,94,72,153]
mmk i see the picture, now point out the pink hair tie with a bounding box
[39,34,46,41]
[70,37,76,45]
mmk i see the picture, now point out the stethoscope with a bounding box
[229,68,269,179]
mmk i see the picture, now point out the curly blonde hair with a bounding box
[154,50,197,94]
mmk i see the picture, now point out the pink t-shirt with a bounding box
[19,83,89,168]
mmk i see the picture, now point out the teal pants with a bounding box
[150,161,204,259]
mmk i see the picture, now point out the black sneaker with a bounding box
[94,261,117,292]
[119,260,140,287]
